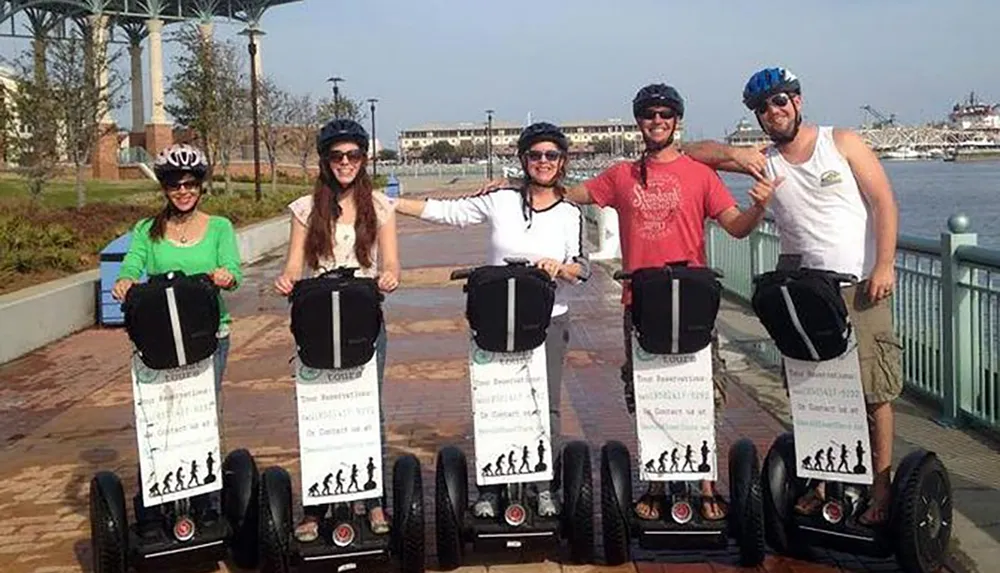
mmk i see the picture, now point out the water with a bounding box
[720,160,1000,250]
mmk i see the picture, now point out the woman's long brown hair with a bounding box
[303,162,378,271]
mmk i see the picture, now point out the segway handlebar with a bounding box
[450,268,473,281]
[450,257,538,281]
[751,268,859,286]
[612,266,725,281]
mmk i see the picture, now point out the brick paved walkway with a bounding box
[0,199,945,572]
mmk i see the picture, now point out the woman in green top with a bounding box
[112,143,243,394]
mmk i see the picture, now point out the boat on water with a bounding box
[949,92,1000,131]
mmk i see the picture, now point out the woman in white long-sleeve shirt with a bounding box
[394,122,591,519]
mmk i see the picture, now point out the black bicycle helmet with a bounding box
[742,67,801,111]
[316,118,369,157]
[517,122,569,156]
[153,143,209,182]
[632,84,685,119]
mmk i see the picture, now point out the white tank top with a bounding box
[765,126,877,280]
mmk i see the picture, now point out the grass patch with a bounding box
[0,178,315,296]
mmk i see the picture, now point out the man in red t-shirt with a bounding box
[567,84,776,522]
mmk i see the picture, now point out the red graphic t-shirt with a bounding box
[585,155,737,305]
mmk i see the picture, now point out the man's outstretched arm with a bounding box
[681,140,768,181]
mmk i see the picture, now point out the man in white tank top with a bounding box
[684,67,903,526]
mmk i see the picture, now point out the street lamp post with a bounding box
[368,98,378,177]
[327,76,344,118]
[238,27,265,201]
[485,109,494,180]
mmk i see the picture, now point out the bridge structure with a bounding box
[0,0,303,178]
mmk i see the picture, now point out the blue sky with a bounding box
[2,0,998,148]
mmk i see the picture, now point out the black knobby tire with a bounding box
[434,447,466,571]
[222,448,260,569]
[600,441,632,566]
[560,440,594,564]
[392,454,426,573]
[894,453,953,573]
[90,472,128,573]
[761,432,802,555]
[258,467,292,573]
[728,438,766,566]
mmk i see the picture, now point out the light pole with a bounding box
[485,108,494,180]
[327,76,344,118]
[368,98,378,177]
[238,27,265,201]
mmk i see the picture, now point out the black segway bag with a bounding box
[123,271,220,370]
[465,264,555,352]
[289,269,384,369]
[750,269,851,361]
[629,263,722,355]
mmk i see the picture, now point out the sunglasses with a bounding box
[637,108,676,121]
[329,149,366,163]
[166,180,201,193]
[526,150,564,162]
[755,93,791,115]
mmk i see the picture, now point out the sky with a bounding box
[2,0,999,148]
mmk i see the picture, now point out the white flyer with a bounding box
[295,356,384,505]
[785,344,873,485]
[469,340,553,486]
[132,355,222,507]
[632,342,717,482]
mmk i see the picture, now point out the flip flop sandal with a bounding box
[294,517,320,543]
[858,500,890,526]
[700,495,729,521]
[368,506,390,535]
[793,488,825,516]
[634,493,664,521]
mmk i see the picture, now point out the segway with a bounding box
[752,255,952,573]
[601,262,765,567]
[434,257,594,569]
[258,267,425,573]
[89,271,260,572]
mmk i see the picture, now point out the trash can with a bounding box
[98,232,140,326]
[386,174,401,199]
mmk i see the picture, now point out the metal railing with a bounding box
[704,213,1000,431]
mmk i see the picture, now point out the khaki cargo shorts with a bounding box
[780,281,904,405]
[620,307,728,417]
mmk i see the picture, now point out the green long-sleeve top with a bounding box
[117,216,243,327]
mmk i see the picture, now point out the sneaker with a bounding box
[473,491,499,518]
[294,516,320,543]
[537,489,559,517]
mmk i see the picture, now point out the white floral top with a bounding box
[288,191,393,278]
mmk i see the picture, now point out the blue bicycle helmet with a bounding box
[742,67,801,111]
[632,84,685,119]
[517,122,569,155]
[316,119,369,157]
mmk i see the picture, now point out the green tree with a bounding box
[421,140,456,163]
[378,148,398,161]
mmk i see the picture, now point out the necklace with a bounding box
[174,214,197,244]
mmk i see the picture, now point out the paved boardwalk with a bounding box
[0,192,971,572]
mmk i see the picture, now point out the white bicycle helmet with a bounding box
[153,143,209,182]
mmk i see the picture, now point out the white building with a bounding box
[397,118,684,161]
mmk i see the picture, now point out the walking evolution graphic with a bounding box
[480,440,549,478]
[307,457,380,497]
[800,440,868,475]
[643,440,714,475]
[146,451,218,498]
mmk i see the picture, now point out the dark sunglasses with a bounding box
[526,150,564,162]
[637,108,676,121]
[329,149,366,163]
[165,180,201,193]
[755,92,791,115]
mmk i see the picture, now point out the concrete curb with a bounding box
[0,213,290,365]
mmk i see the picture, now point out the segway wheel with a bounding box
[222,448,260,569]
[434,446,468,571]
[728,438,765,566]
[90,471,128,573]
[761,432,803,555]
[258,466,293,573]
[600,441,632,566]
[893,451,952,573]
[560,440,594,564]
[392,453,425,573]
